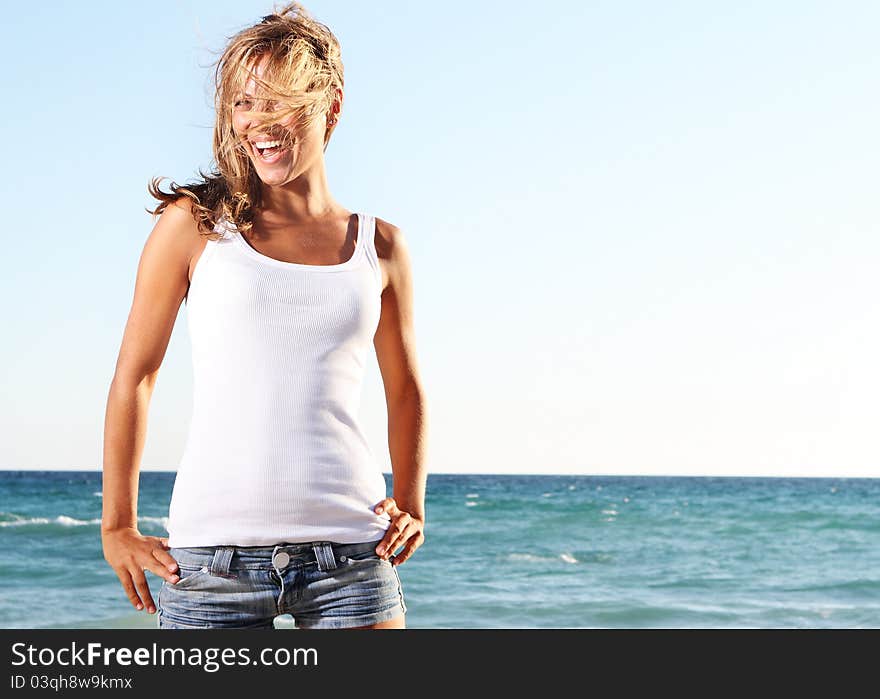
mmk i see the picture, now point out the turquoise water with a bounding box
[1,471,878,628]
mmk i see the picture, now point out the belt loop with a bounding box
[312,542,337,571]
[209,546,235,577]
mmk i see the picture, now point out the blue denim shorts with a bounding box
[156,538,407,629]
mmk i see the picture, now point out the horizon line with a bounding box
[0,467,877,480]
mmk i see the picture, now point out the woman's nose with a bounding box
[246,99,281,126]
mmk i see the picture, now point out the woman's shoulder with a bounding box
[372,215,407,263]
[153,197,206,247]
[158,198,225,284]
[371,215,415,293]
[167,197,229,239]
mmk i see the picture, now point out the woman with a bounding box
[101,2,427,629]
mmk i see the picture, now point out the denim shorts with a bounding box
[156,538,407,629]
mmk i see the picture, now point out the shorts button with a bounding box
[272,551,290,569]
[339,555,347,562]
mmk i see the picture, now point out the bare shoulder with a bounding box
[373,216,413,293]
[152,197,202,244]
[154,197,209,284]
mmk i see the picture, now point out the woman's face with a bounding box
[231,54,337,187]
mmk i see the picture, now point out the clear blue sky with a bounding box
[1,1,878,476]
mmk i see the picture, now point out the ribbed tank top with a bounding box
[165,211,391,547]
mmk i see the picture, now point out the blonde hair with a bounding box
[146,1,344,235]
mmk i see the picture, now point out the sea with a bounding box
[1,471,878,629]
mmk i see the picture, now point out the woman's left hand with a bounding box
[373,497,425,567]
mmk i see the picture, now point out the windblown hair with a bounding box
[145,1,344,235]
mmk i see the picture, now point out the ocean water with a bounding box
[1,471,878,629]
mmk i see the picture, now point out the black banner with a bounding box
[1,629,873,691]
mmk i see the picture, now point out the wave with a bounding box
[506,551,584,565]
[0,512,168,529]
[778,579,880,596]
[0,515,101,527]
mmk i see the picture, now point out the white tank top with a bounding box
[165,212,391,547]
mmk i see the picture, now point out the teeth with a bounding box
[254,140,281,149]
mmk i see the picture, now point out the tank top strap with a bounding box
[212,214,236,240]
[362,213,383,293]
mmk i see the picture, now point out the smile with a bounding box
[250,140,289,164]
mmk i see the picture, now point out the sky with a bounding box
[1,1,878,477]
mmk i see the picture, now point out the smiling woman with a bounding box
[144,1,344,233]
[101,1,428,631]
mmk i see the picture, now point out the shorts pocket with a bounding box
[167,547,216,589]
[340,548,392,566]
[167,564,212,590]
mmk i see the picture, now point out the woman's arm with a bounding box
[101,198,202,614]
[372,218,428,566]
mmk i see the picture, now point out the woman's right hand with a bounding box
[101,527,181,615]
